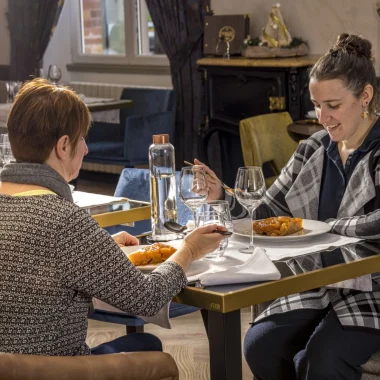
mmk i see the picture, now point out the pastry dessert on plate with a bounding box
[252,216,304,236]
[127,243,177,266]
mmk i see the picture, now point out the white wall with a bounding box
[43,1,72,83]
[0,0,9,65]
[1,0,380,81]
[213,0,380,72]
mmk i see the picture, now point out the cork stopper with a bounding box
[152,134,169,144]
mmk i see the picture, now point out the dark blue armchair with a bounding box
[85,88,175,167]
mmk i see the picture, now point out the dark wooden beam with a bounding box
[0,65,10,80]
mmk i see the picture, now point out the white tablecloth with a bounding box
[91,232,363,329]
[232,233,361,261]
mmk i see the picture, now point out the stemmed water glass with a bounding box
[0,134,14,164]
[0,134,14,173]
[179,166,208,225]
[234,166,266,253]
[48,65,62,85]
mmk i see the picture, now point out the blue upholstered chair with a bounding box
[85,88,175,167]
[89,168,197,333]
[108,168,192,236]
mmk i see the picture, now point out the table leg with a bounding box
[201,309,209,338]
[206,309,242,380]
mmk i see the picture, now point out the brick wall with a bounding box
[82,0,104,54]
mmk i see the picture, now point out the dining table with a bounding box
[73,191,150,228]
[169,235,380,380]
[72,188,380,380]
[287,119,324,142]
[88,221,380,380]
[73,194,380,380]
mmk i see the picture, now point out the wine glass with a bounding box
[234,167,266,253]
[48,65,62,85]
[179,166,208,224]
[0,134,14,165]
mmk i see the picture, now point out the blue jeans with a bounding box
[244,307,380,380]
[91,333,162,355]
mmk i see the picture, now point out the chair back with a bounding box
[0,352,179,380]
[110,168,192,236]
[239,112,297,187]
[120,88,175,119]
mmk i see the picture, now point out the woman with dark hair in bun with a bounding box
[239,33,380,379]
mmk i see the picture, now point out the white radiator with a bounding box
[68,81,171,99]
[68,82,124,100]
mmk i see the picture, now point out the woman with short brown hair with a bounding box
[8,79,91,164]
[0,79,227,356]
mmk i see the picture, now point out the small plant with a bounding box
[242,36,308,50]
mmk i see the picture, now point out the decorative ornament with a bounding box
[241,4,308,58]
[260,3,292,48]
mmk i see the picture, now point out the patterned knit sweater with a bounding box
[0,194,187,356]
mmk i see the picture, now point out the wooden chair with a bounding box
[239,112,298,188]
[0,351,179,380]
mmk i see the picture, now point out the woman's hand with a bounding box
[193,159,224,201]
[112,231,139,247]
[182,224,227,261]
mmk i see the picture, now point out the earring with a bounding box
[361,102,369,118]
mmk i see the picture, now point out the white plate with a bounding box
[121,244,208,276]
[233,218,331,241]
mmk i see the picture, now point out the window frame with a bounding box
[70,0,169,67]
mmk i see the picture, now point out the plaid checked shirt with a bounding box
[227,129,380,329]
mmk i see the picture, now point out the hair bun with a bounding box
[330,33,372,60]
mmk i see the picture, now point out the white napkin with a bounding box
[231,233,362,261]
[91,298,172,329]
[281,242,371,292]
[190,247,281,288]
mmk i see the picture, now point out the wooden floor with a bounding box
[77,171,254,380]
[86,308,253,380]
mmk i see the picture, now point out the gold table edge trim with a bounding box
[92,205,151,227]
[174,254,380,313]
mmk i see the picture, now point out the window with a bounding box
[71,0,167,66]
